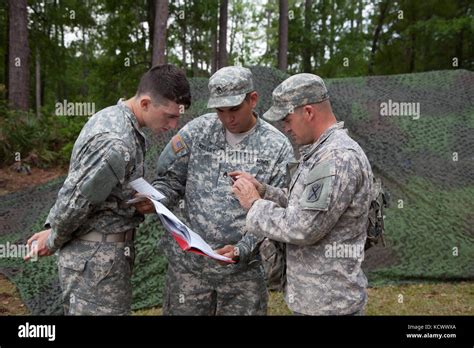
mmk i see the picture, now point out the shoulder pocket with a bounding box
[300,159,335,211]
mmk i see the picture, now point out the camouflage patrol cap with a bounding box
[207,66,254,108]
[263,73,329,121]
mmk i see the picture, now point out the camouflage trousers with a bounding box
[57,238,135,315]
[162,263,268,316]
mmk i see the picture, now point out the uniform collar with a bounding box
[211,110,262,149]
[301,121,344,161]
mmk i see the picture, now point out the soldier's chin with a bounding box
[153,127,167,134]
[292,135,302,144]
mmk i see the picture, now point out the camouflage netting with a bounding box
[0,67,473,314]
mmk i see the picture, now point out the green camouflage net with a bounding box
[0,67,472,314]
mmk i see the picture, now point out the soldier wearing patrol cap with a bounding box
[135,66,294,315]
[25,64,191,315]
[232,73,374,315]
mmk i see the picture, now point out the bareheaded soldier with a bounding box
[232,73,374,315]
[25,64,191,315]
[136,66,294,315]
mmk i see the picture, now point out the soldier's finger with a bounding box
[27,234,38,247]
[231,184,241,193]
[234,178,246,189]
[228,171,243,177]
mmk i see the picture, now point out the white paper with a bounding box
[128,178,166,201]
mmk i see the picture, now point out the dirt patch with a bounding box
[0,166,67,196]
[0,273,29,315]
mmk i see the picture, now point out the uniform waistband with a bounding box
[78,229,135,243]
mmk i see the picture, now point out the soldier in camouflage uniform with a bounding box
[232,73,373,315]
[136,66,294,315]
[25,65,191,315]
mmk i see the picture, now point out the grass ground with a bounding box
[133,281,474,316]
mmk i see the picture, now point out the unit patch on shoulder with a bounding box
[307,182,322,202]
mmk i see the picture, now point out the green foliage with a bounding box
[0,98,87,167]
[0,1,472,166]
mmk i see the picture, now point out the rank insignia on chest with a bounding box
[307,182,322,202]
[171,133,186,154]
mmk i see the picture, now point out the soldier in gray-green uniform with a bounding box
[25,64,191,315]
[137,66,294,315]
[232,73,373,315]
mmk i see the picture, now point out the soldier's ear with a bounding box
[304,105,315,121]
[139,96,152,111]
[249,91,258,108]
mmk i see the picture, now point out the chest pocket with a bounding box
[300,159,336,211]
[238,155,275,183]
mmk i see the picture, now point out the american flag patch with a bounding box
[171,133,186,154]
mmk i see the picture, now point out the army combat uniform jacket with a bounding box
[153,113,294,282]
[246,122,373,315]
[44,100,146,314]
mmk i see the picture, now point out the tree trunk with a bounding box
[148,0,155,57]
[211,29,218,74]
[190,27,198,76]
[4,1,9,98]
[181,0,187,70]
[80,25,88,97]
[7,0,29,111]
[408,1,417,72]
[319,0,327,65]
[152,0,169,66]
[263,5,272,60]
[302,0,312,72]
[357,0,364,33]
[368,0,390,74]
[218,0,228,69]
[229,9,236,62]
[278,0,288,71]
[35,49,41,118]
[328,0,336,59]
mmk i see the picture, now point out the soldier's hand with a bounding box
[228,171,264,194]
[133,194,155,214]
[232,178,261,211]
[215,245,239,265]
[24,229,53,261]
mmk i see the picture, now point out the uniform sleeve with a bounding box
[262,184,289,207]
[151,126,192,208]
[45,137,130,252]
[235,138,295,263]
[246,150,363,246]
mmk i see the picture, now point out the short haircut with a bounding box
[136,64,191,109]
